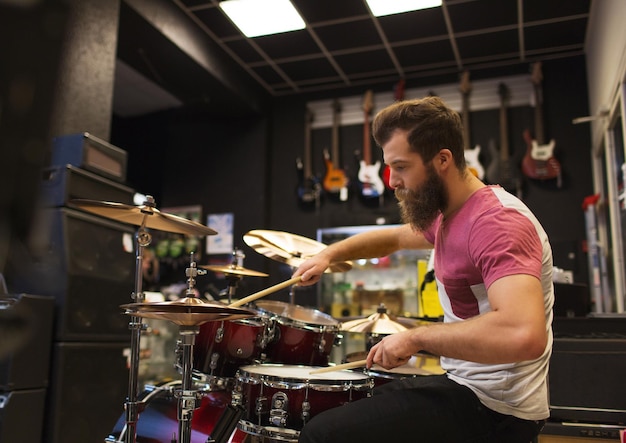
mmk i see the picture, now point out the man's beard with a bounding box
[395,163,448,231]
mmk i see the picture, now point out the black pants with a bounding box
[298,375,545,443]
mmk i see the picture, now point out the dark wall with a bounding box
[112,55,593,296]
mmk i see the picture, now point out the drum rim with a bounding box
[236,363,372,389]
[237,420,299,442]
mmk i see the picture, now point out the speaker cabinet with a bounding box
[549,317,626,425]
[44,342,129,443]
[8,207,136,341]
[0,293,54,390]
[0,388,47,443]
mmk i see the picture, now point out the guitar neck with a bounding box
[331,100,341,168]
[533,83,545,144]
[499,95,510,161]
[363,111,372,164]
[304,108,313,177]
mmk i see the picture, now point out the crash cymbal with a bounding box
[200,264,269,277]
[121,297,256,326]
[243,229,352,272]
[340,305,418,334]
[70,198,217,236]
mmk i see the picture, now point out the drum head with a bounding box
[237,363,370,387]
[255,300,338,328]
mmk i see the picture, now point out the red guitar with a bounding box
[323,99,349,201]
[382,79,405,190]
[521,62,562,187]
[357,90,384,201]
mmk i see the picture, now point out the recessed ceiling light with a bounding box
[366,0,442,17]
[219,0,306,38]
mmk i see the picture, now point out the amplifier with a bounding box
[51,132,128,182]
[40,165,134,208]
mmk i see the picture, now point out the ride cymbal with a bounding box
[243,229,352,272]
[71,198,217,236]
[201,264,268,277]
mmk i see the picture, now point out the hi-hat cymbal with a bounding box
[121,297,256,326]
[200,264,268,277]
[243,229,352,272]
[71,199,217,236]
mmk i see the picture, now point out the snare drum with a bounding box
[255,300,340,366]
[234,363,373,441]
[193,315,270,386]
[345,351,444,386]
[107,380,247,443]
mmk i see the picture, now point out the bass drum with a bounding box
[107,380,248,443]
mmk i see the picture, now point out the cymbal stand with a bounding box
[123,204,155,443]
[174,254,204,443]
[223,249,245,304]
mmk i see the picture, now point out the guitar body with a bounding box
[296,160,321,208]
[357,160,384,198]
[464,144,484,179]
[323,153,349,199]
[486,139,522,195]
[522,132,561,181]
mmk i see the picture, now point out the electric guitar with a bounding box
[486,83,523,198]
[459,70,485,180]
[357,90,385,201]
[296,107,322,209]
[383,78,406,190]
[521,62,562,187]
[323,99,349,201]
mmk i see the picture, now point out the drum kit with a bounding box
[70,197,440,443]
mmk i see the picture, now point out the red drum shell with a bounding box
[255,300,339,366]
[107,380,247,443]
[194,316,269,379]
[234,364,372,441]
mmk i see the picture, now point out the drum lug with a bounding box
[334,332,343,347]
[255,395,267,417]
[209,352,219,372]
[269,392,289,427]
[215,323,225,343]
[301,400,311,424]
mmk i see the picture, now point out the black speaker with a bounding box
[0,388,47,443]
[549,317,626,425]
[7,207,136,341]
[0,293,54,390]
[44,341,129,443]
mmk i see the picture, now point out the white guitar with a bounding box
[459,71,485,180]
[357,90,385,200]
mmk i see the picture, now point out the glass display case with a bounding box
[316,225,435,319]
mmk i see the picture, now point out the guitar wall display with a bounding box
[486,82,523,198]
[522,62,562,187]
[459,70,485,180]
[323,99,350,201]
[296,107,322,209]
[356,89,385,203]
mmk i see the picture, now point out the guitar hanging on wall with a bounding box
[521,61,562,187]
[459,70,485,180]
[323,99,349,201]
[382,78,406,190]
[357,89,385,203]
[486,82,523,198]
[296,107,322,209]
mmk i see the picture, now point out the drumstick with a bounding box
[309,359,368,374]
[228,276,302,307]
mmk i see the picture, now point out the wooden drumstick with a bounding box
[228,276,302,308]
[309,359,368,374]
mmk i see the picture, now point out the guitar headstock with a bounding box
[394,78,405,101]
[363,90,374,114]
[497,82,509,102]
[459,70,472,95]
[530,61,543,85]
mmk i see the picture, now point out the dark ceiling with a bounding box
[114,0,591,116]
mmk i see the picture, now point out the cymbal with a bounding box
[340,309,418,334]
[121,297,256,326]
[200,264,268,277]
[70,199,217,236]
[243,229,352,272]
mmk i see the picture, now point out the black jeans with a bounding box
[298,375,545,443]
